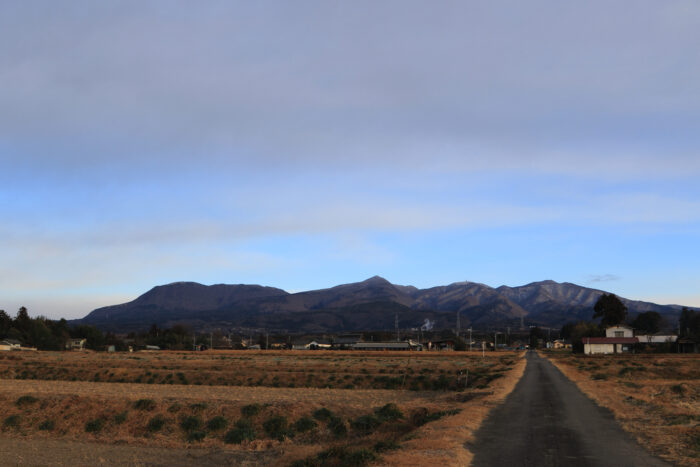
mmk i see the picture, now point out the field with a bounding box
[0,350,525,466]
[544,351,700,466]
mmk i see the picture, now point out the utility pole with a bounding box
[469,327,472,352]
[266,332,269,350]
[210,332,213,350]
[456,311,460,337]
[395,313,399,341]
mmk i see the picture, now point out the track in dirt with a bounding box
[470,351,669,467]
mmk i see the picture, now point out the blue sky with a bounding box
[1,1,699,319]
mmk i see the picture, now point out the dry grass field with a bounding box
[0,350,525,466]
[544,351,700,466]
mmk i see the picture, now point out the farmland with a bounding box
[544,351,700,466]
[0,350,525,466]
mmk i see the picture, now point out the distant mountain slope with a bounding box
[76,277,688,333]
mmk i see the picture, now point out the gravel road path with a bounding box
[470,351,669,467]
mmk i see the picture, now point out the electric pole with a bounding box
[395,313,399,341]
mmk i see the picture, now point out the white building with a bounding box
[583,325,637,355]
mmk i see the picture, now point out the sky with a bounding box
[1,1,699,320]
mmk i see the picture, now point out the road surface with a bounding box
[470,351,668,467]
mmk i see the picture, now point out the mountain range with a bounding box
[75,277,690,333]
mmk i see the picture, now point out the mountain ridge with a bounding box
[76,277,692,333]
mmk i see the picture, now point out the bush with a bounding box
[263,415,290,440]
[374,403,403,421]
[187,430,206,442]
[85,418,104,433]
[134,399,156,411]
[206,415,228,431]
[180,415,202,432]
[410,408,461,427]
[591,373,608,381]
[224,419,256,444]
[374,440,400,452]
[3,415,20,429]
[114,411,128,424]
[293,416,317,433]
[190,402,207,411]
[15,395,39,407]
[670,384,685,395]
[351,414,381,434]
[147,415,166,432]
[38,419,55,431]
[328,416,347,438]
[297,446,378,467]
[312,407,334,421]
[241,403,262,418]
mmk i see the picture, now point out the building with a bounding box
[0,339,22,351]
[635,334,678,344]
[66,338,87,350]
[351,340,422,351]
[332,334,363,349]
[583,325,637,355]
[292,340,331,350]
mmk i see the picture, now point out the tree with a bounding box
[0,310,11,336]
[562,321,603,353]
[529,327,544,348]
[679,307,700,340]
[631,311,662,335]
[593,293,627,327]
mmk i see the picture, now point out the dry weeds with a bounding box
[0,350,525,466]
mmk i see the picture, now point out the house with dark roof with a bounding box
[583,325,637,355]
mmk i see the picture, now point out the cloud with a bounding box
[1,1,699,180]
[587,274,621,283]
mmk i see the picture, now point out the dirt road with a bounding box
[470,351,669,467]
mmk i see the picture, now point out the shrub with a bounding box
[345,449,378,465]
[670,384,685,395]
[167,403,181,413]
[133,399,156,411]
[224,419,256,444]
[190,402,207,411]
[312,407,333,421]
[114,411,128,424]
[187,430,206,442]
[410,408,461,427]
[241,403,262,418]
[374,440,400,452]
[293,416,317,433]
[15,395,39,407]
[263,415,290,440]
[374,403,403,421]
[180,415,202,432]
[85,418,104,433]
[3,415,20,429]
[591,373,608,381]
[38,419,55,431]
[351,414,381,434]
[328,416,347,438]
[298,446,378,467]
[147,415,166,432]
[206,416,228,431]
